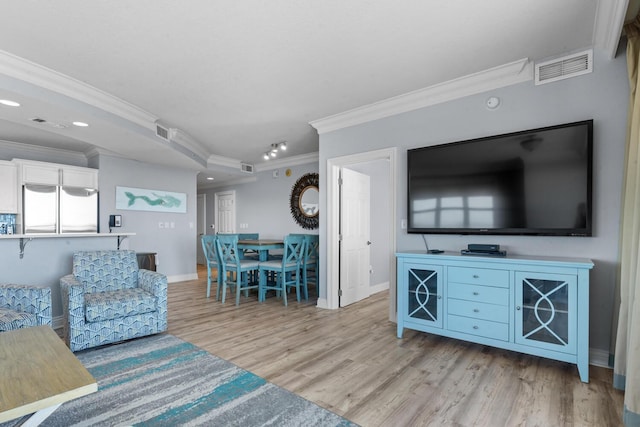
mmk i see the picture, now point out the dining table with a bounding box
[237,239,284,262]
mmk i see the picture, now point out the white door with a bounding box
[196,194,206,265]
[340,168,371,306]
[215,191,236,234]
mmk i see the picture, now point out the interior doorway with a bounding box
[214,190,236,234]
[326,147,397,321]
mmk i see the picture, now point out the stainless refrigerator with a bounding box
[23,185,98,234]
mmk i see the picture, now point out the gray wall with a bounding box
[0,147,197,321]
[93,154,198,281]
[317,48,629,353]
[200,162,319,239]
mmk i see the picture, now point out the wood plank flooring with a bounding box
[167,266,624,426]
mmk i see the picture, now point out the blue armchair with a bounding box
[0,284,52,332]
[60,250,167,352]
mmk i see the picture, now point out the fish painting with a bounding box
[125,192,182,208]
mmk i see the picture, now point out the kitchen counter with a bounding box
[0,232,136,258]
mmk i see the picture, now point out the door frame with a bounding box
[326,147,397,321]
[196,193,206,265]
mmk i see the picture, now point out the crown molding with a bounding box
[310,58,533,135]
[0,139,88,165]
[254,152,319,172]
[0,50,158,130]
[593,0,628,59]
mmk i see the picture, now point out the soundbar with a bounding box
[461,249,507,257]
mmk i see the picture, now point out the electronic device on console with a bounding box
[461,243,507,257]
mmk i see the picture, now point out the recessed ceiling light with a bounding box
[206,177,214,181]
[72,121,89,127]
[0,99,20,107]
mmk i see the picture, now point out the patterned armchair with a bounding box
[60,250,167,352]
[0,284,52,331]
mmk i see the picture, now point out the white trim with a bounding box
[370,281,390,295]
[589,348,611,368]
[254,152,319,172]
[315,297,329,309]
[0,139,89,165]
[167,273,199,283]
[0,50,158,130]
[593,0,629,60]
[310,59,533,134]
[326,147,397,319]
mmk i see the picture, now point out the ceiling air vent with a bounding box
[156,124,169,141]
[535,50,592,85]
[240,163,254,174]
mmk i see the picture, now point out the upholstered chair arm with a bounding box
[60,274,85,347]
[0,284,52,326]
[138,269,168,332]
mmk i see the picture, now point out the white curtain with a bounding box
[614,15,640,426]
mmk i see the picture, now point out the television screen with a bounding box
[407,120,593,236]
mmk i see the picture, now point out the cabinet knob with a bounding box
[473,325,479,329]
[473,275,479,278]
[516,306,521,310]
[473,309,479,313]
[437,295,442,299]
[473,292,479,296]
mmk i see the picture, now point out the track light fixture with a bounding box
[263,141,287,160]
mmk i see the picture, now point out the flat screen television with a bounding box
[407,120,593,236]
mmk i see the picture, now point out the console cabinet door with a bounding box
[515,272,577,354]
[404,263,443,328]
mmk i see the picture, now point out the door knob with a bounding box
[367,241,371,245]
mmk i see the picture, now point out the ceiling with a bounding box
[0,1,634,188]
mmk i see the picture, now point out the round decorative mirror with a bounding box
[290,173,319,229]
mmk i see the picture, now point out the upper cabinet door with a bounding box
[0,161,18,213]
[21,163,60,185]
[62,167,98,190]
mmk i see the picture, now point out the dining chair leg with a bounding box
[206,266,212,298]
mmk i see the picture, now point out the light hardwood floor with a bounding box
[167,266,624,426]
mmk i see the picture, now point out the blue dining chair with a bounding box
[258,235,306,306]
[301,234,319,296]
[201,235,223,300]
[216,234,260,305]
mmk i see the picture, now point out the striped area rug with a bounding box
[11,334,357,427]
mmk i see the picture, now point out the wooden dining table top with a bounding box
[237,239,283,246]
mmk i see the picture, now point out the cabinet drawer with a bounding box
[448,283,509,306]
[448,266,509,288]
[448,299,509,323]
[447,314,509,341]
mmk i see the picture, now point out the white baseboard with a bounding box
[370,281,389,294]
[590,348,611,368]
[316,298,329,309]
[167,273,198,283]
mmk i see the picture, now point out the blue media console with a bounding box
[396,251,594,382]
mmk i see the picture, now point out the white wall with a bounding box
[317,48,629,353]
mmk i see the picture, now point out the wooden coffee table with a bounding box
[0,325,97,425]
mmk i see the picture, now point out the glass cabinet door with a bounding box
[515,272,576,354]
[405,264,443,328]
